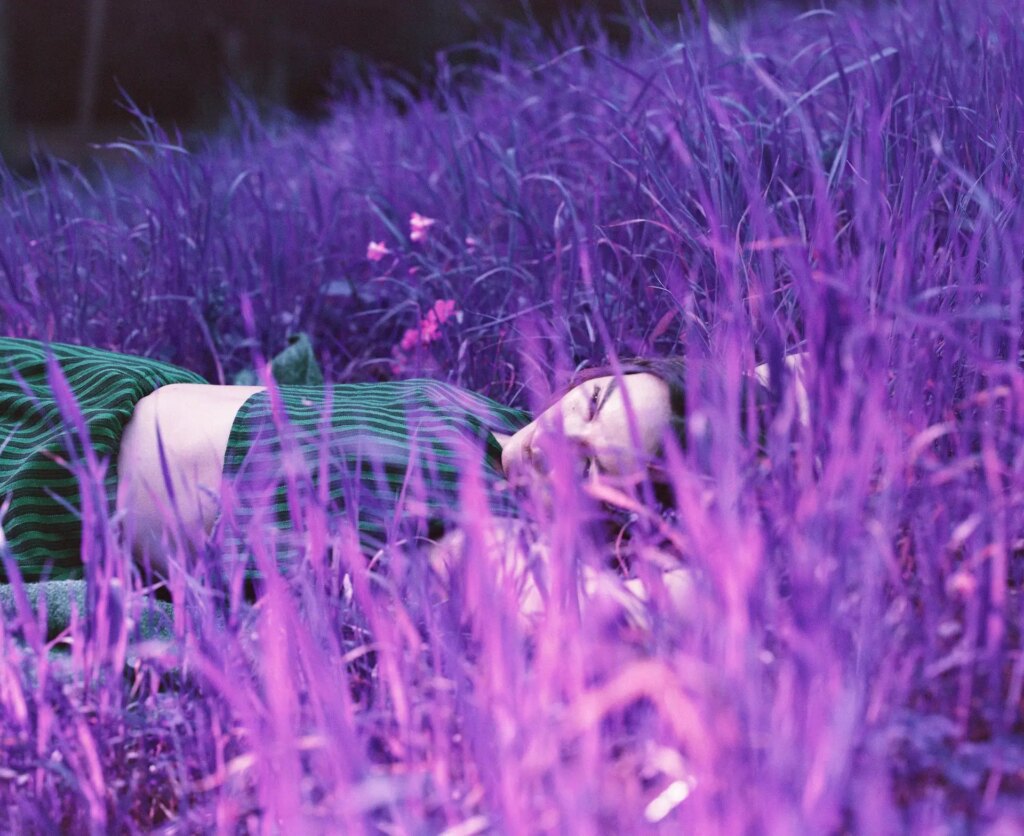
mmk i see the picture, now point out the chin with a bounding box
[500,425,533,477]
[501,444,526,479]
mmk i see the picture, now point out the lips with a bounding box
[526,441,549,475]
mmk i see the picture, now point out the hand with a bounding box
[428,517,550,625]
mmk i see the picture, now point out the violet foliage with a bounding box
[0,0,1023,831]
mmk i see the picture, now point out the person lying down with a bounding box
[428,351,808,628]
[0,337,807,622]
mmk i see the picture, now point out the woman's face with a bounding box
[501,372,672,479]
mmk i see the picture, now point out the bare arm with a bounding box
[115,383,264,570]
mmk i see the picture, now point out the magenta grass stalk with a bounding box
[1,0,1023,830]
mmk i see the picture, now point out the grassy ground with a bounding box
[1,0,1023,831]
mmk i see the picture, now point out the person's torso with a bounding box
[118,377,533,559]
[220,379,532,557]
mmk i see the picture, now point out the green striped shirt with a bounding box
[0,337,206,580]
[1,338,533,580]
[221,380,532,566]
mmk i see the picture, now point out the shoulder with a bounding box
[136,383,266,416]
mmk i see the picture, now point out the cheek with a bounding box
[593,415,659,474]
[641,421,665,456]
[595,449,636,476]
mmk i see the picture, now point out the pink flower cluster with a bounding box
[366,240,391,262]
[409,212,436,243]
[399,299,459,351]
[365,212,438,264]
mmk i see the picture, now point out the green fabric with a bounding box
[232,333,324,387]
[221,380,532,566]
[1,335,532,584]
[0,336,532,644]
[0,338,206,581]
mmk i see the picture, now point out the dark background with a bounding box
[0,0,803,166]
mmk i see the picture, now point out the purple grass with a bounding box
[2,0,1024,830]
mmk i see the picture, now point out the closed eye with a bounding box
[588,379,618,421]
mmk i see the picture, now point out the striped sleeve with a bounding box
[0,338,207,581]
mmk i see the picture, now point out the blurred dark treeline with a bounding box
[0,0,806,164]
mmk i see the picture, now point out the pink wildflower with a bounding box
[431,298,458,324]
[409,212,436,243]
[419,314,441,344]
[395,298,459,355]
[366,240,391,262]
[399,328,420,352]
